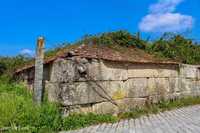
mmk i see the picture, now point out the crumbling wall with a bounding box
[16,64,52,90]
[16,68,35,90]
[46,57,200,115]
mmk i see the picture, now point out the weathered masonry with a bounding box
[14,44,200,115]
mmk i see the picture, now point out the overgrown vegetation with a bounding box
[147,33,200,64]
[78,31,147,49]
[0,78,62,132]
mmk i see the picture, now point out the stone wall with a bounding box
[45,57,200,115]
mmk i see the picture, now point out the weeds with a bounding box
[62,113,118,131]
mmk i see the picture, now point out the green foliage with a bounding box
[0,93,62,132]
[78,31,147,49]
[0,80,62,132]
[0,55,32,76]
[148,33,200,64]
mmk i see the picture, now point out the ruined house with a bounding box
[14,44,200,115]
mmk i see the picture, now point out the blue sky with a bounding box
[0,0,199,56]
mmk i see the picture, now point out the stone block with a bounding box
[180,64,199,79]
[46,81,60,102]
[50,59,76,82]
[63,98,147,115]
[127,64,178,78]
[125,78,148,98]
[60,82,106,106]
[88,60,128,81]
[169,77,179,93]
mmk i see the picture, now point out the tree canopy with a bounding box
[0,55,32,76]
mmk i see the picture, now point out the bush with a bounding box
[149,33,200,64]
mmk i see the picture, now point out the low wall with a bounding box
[46,57,200,115]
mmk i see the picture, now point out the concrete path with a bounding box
[61,105,200,133]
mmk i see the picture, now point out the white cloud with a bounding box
[139,0,194,33]
[149,0,183,14]
[139,13,193,32]
[20,49,35,56]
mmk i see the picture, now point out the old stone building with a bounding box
[14,44,200,115]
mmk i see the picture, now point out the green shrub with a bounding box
[149,33,200,64]
[78,31,147,49]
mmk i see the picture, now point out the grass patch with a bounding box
[0,80,62,132]
[62,113,117,131]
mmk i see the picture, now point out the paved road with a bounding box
[61,105,200,133]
